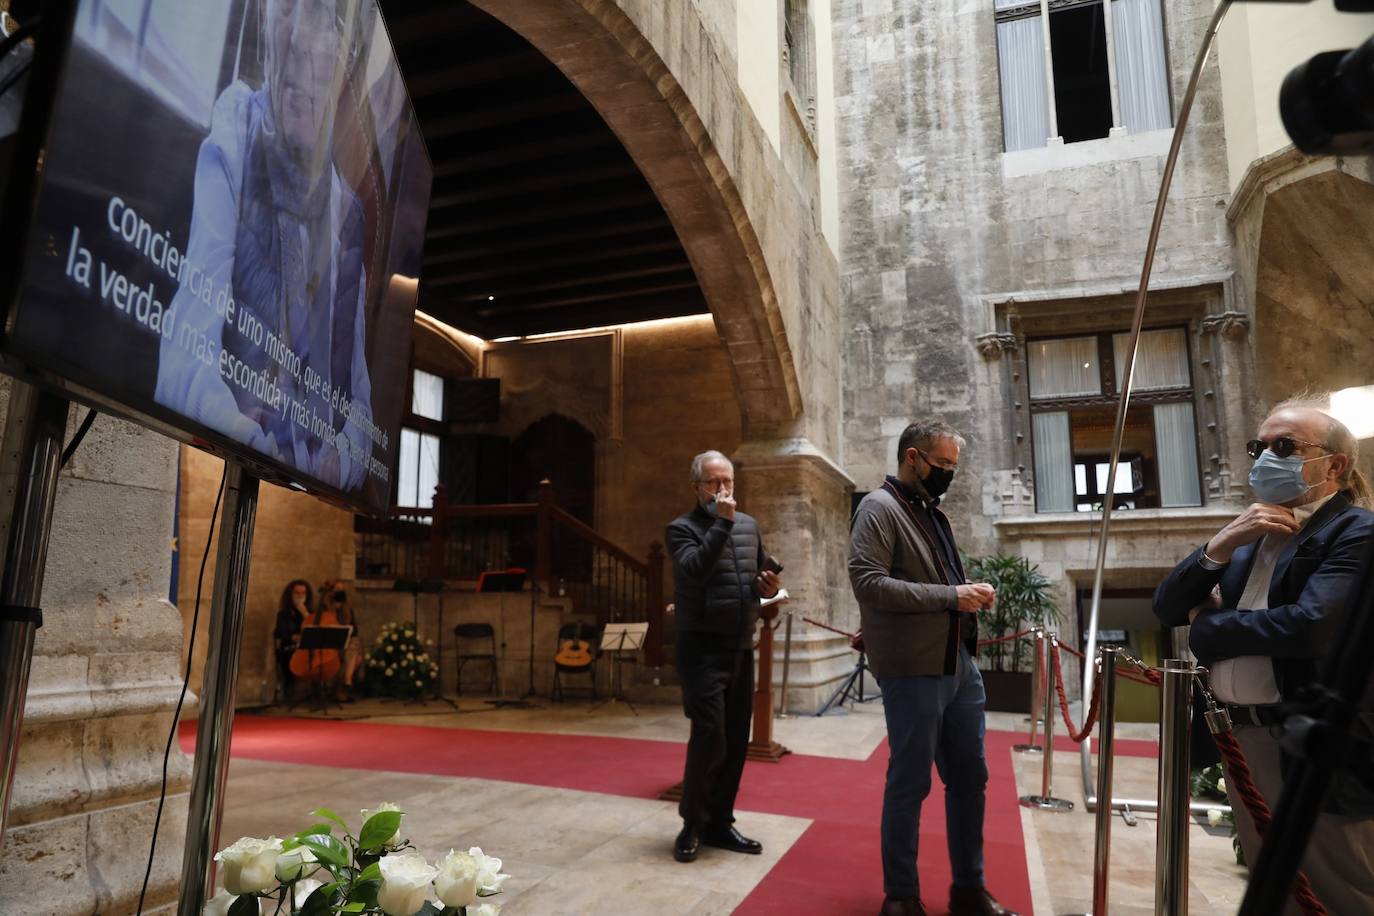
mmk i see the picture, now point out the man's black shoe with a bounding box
[673,824,699,862]
[948,884,1018,916]
[702,826,763,854]
[878,897,926,916]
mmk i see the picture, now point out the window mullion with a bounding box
[1038,0,1061,141]
[1100,0,1124,132]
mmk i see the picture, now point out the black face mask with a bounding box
[332,590,347,604]
[923,465,955,499]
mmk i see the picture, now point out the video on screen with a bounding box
[9,0,431,514]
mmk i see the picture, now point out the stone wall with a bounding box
[1,393,186,914]
[833,0,1243,642]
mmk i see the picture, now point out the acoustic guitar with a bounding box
[555,632,594,668]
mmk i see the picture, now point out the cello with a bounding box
[289,607,343,682]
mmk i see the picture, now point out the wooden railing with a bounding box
[354,481,667,665]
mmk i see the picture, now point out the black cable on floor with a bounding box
[137,463,226,914]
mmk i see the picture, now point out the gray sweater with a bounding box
[848,484,964,678]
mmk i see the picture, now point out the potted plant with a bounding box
[963,554,1060,713]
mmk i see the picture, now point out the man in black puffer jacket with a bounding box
[666,450,781,863]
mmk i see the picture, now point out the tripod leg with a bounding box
[816,664,862,717]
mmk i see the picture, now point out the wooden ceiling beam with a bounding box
[422,217,673,266]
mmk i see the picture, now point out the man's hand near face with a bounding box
[1206,503,1302,564]
[713,491,737,521]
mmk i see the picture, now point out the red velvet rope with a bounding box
[1050,642,1101,743]
[1057,641,1162,686]
[1210,729,1328,916]
[975,627,1035,647]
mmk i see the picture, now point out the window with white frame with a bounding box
[396,369,444,510]
[994,0,1172,152]
[1027,328,1202,513]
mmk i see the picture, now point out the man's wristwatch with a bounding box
[1198,548,1228,571]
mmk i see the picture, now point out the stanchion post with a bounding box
[0,384,69,850]
[1014,627,1044,753]
[777,611,792,719]
[1092,647,1120,915]
[178,463,260,915]
[1155,659,1193,916]
[1019,633,1073,811]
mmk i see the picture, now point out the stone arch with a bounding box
[466,0,802,431]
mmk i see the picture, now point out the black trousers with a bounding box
[675,633,754,830]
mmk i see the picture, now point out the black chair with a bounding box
[552,621,601,702]
[453,623,498,695]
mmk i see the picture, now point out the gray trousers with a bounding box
[1225,725,1374,916]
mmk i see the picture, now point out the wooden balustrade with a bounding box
[354,482,666,665]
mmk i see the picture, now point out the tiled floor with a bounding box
[214,697,1250,914]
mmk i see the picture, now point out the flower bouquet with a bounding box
[205,802,508,915]
[364,622,439,700]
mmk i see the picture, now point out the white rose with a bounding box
[1217,777,1226,794]
[376,851,438,916]
[434,849,480,908]
[415,679,423,687]
[386,667,395,676]
[1207,808,1225,828]
[406,652,414,660]
[202,889,236,916]
[470,905,501,916]
[361,802,406,848]
[275,845,319,882]
[292,878,324,908]
[391,633,399,642]
[468,846,510,896]
[214,836,284,895]
[387,645,395,654]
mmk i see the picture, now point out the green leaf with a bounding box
[359,810,403,850]
[297,883,337,916]
[310,807,350,832]
[227,895,259,916]
[341,904,367,914]
[295,832,350,869]
[357,861,383,883]
[295,823,334,839]
[346,878,381,908]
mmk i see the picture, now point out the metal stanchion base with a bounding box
[1012,744,1043,754]
[1019,794,1074,811]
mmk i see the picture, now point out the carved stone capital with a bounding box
[1200,311,1250,340]
[975,332,1018,360]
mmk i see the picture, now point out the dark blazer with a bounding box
[666,507,766,650]
[1153,490,1374,814]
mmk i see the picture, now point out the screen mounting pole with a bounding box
[178,461,259,915]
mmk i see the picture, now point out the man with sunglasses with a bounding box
[850,420,1016,916]
[1154,400,1374,914]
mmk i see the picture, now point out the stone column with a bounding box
[0,401,185,915]
[732,438,855,714]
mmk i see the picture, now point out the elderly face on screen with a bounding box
[264,0,353,184]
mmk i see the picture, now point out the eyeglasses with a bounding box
[696,478,734,492]
[917,449,958,472]
[1245,437,1330,460]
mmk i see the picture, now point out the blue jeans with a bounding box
[879,649,988,898]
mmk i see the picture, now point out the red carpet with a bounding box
[181,717,1158,915]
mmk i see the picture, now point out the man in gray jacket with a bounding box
[666,450,781,863]
[849,420,1016,916]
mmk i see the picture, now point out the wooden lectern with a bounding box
[747,594,791,763]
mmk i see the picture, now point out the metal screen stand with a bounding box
[177,462,259,915]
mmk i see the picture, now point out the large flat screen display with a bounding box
[1,0,431,514]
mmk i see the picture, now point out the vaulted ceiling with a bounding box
[380,1,709,340]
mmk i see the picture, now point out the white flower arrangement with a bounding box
[206,803,507,916]
[365,622,438,699]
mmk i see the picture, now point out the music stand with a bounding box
[476,568,535,709]
[592,622,648,715]
[287,625,352,715]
